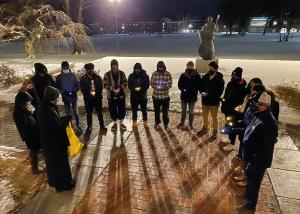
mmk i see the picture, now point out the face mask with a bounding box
[208,69,215,75]
[158,67,164,72]
[186,69,193,73]
[63,69,69,74]
[51,96,60,106]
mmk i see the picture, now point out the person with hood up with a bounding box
[37,86,75,192]
[128,63,150,128]
[56,61,82,132]
[103,59,128,132]
[198,61,224,140]
[177,61,202,130]
[31,63,56,104]
[151,61,173,130]
[13,83,43,174]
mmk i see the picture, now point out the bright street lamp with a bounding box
[108,0,122,56]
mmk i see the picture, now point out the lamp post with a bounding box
[109,0,122,56]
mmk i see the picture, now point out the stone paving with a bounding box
[72,113,281,214]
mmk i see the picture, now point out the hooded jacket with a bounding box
[103,70,127,99]
[80,72,104,100]
[31,65,56,102]
[128,69,150,101]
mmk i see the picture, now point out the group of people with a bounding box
[13,59,279,211]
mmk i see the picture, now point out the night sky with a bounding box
[46,0,222,23]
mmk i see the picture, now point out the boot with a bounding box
[132,120,138,129]
[30,150,44,174]
[143,120,149,128]
[233,173,247,182]
[197,127,208,136]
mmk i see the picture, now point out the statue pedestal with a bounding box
[195,58,219,74]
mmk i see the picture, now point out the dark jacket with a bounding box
[13,92,40,150]
[31,72,56,102]
[201,72,225,106]
[37,102,70,153]
[103,70,127,99]
[243,110,278,168]
[56,71,80,103]
[221,79,247,115]
[128,70,150,101]
[80,72,103,100]
[178,69,201,103]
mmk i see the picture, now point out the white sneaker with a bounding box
[223,144,235,151]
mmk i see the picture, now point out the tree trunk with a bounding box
[61,0,70,17]
[263,19,268,36]
[25,39,34,58]
[78,0,84,23]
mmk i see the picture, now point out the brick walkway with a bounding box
[73,112,281,214]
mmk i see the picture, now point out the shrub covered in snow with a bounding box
[0,64,24,87]
[273,82,300,112]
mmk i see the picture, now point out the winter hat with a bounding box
[34,63,48,74]
[231,67,243,79]
[44,86,60,101]
[252,84,266,93]
[84,63,94,71]
[258,92,271,106]
[208,61,219,69]
[186,61,194,67]
[157,61,166,71]
[111,59,119,66]
[15,92,33,105]
[61,61,69,69]
[134,63,142,70]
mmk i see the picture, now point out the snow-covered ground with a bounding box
[0,56,299,124]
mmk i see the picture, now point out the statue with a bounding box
[198,15,220,60]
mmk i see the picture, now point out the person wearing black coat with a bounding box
[80,63,107,133]
[198,61,224,140]
[128,63,150,128]
[177,61,201,129]
[31,63,56,104]
[237,92,278,212]
[221,67,247,151]
[13,90,43,174]
[37,86,75,192]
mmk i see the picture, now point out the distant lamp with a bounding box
[188,24,193,28]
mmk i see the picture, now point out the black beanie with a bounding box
[134,63,142,70]
[232,67,243,79]
[44,86,60,101]
[61,61,69,69]
[111,59,118,67]
[157,61,166,70]
[15,92,33,106]
[84,63,94,71]
[208,61,219,69]
[34,63,48,74]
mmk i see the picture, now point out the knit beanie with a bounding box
[232,67,243,79]
[134,63,142,70]
[44,86,60,101]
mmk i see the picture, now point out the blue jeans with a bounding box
[180,101,196,126]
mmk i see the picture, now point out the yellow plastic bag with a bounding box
[66,122,84,157]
